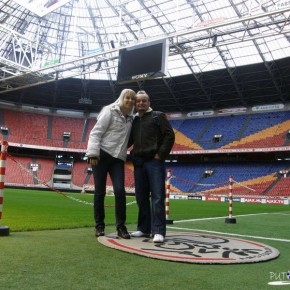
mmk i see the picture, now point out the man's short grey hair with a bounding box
[136,90,150,100]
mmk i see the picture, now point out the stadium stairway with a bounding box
[261,174,281,195]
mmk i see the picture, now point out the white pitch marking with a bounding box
[174,212,269,223]
[167,226,290,243]
[268,281,290,285]
[271,212,290,216]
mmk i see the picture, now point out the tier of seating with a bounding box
[0,109,97,148]
[1,108,290,197]
[168,162,290,197]
[5,156,54,186]
[1,109,290,150]
[3,154,290,197]
[4,155,135,189]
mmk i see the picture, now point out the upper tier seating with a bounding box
[0,109,94,149]
[2,111,49,146]
[51,116,84,141]
[2,109,290,151]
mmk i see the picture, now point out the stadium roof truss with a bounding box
[0,0,290,112]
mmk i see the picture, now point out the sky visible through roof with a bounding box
[0,0,289,83]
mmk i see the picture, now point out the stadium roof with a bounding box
[0,0,290,113]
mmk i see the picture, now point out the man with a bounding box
[129,90,175,243]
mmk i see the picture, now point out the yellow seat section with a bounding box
[221,120,290,149]
[174,128,203,150]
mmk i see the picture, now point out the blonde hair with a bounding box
[118,89,136,106]
[113,89,136,115]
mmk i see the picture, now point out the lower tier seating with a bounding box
[4,155,290,197]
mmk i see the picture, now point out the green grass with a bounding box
[1,188,290,290]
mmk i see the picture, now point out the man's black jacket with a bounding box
[128,110,175,160]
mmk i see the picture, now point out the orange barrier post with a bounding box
[0,140,10,236]
[165,169,173,224]
[225,175,236,224]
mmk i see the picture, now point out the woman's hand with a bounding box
[87,157,99,165]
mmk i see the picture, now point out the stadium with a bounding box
[1,1,290,289]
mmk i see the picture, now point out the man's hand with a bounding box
[154,154,161,160]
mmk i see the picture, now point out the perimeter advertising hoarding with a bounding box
[188,196,203,200]
[242,198,287,205]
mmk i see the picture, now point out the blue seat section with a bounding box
[169,119,184,131]
[240,111,290,139]
[168,111,290,149]
[174,118,212,144]
[167,162,290,193]
[197,115,249,149]
[167,163,210,192]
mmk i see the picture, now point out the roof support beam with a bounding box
[0,6,290,94]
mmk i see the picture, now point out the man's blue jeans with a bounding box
[134,158,166,236]
[92,150,126,229]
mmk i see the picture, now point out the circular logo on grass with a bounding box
[98,232,279,264]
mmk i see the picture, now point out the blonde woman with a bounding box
[86,89,136,238]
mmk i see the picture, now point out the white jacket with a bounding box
[86,103,133,162]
